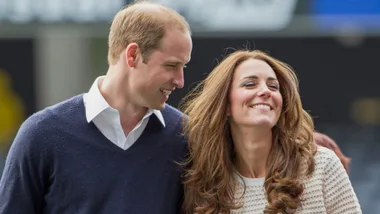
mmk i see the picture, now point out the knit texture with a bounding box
[232,146,362,213]
[0,94,188,214]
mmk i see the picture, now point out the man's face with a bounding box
[129,29,192,110]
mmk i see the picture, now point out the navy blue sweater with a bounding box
[0,95,188,214]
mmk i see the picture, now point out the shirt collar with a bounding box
[83,76,165,127]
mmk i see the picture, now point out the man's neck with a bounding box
[119,108,148,136]
[99,74,149,136]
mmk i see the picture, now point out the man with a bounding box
[0,1,193,213]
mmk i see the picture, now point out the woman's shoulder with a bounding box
[299,146,343,186]
[315,145,337,159]
[312,145,344,173]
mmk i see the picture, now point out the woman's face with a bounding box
[228,58,283,128]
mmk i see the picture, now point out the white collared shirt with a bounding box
[83,77,165,150]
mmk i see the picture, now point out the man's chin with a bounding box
[150,102,166,110]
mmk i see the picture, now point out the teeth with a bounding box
[161,89,172,96]
[252,104,271,110]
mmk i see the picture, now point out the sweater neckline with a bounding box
[233,171,265,186]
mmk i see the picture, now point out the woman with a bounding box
[180,50,361,213]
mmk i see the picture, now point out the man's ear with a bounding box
[125,43,139,68]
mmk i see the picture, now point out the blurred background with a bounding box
[0,0,379,212]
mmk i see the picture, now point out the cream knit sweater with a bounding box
[231,146,362,214]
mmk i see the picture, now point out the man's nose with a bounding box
[173,69,184,89]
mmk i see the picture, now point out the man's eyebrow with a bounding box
[164,61,187,67]
[165,60,179,63]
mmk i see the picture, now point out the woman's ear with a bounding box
[226,105,231,117]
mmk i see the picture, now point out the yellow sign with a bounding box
[350,98,380,125]
[0,68,24,150]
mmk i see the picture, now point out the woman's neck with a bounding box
[231,126,272,178]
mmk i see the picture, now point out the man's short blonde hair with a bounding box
[107,1,191,65]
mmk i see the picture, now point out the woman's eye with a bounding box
[269,84,279,90]
[243,82,256,87]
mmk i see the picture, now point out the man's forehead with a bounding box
[150,48,190,64]
[149,33,192,64]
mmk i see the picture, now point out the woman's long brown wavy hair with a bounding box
[180,50,317,214]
